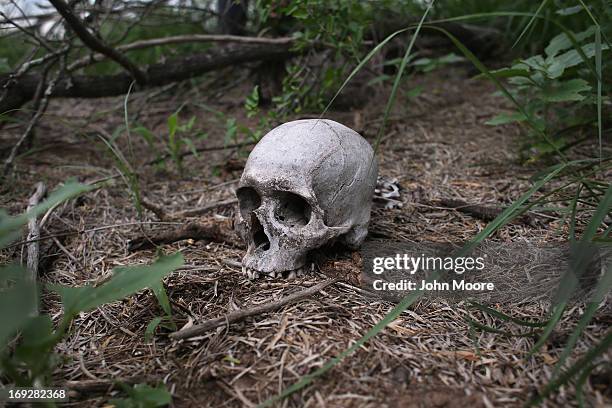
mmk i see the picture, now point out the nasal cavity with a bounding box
[251,216,270,251]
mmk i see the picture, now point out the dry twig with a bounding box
[170,278,339,340]
[25,182,47,315]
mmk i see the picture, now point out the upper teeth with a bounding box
[241,265,311,280]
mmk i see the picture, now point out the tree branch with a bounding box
[0,43,293,113]
[48,0,147,84]
[68,34,296,71]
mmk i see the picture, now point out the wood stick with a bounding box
[26,182,47,316]
[170,278,338,340]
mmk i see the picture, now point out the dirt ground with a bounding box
[1,65,610,407]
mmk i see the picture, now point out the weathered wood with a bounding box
[26,182,47,316]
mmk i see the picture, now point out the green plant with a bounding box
[134,111,206,175]
[0,182,184,396]
[486,25,609,161]
[109,383,172,408]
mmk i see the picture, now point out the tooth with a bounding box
[311,263,315,272]
[287,270,296,279]
[254,271,260,279]
[297,268,304,277]
[242,265,246,275]
[269,271,276,278]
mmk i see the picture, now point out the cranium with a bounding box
[236,119,378,279]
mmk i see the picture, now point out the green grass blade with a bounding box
[577,0,612,48]
[319,28,409,117]
[553,261,611,378]
[373,2,433,152]
[257,276,435,407]
[423,25,566,161]
[527,302,567,357]
[469,301,549,328]
[463,316,538,338]
[426,12,600,81]
[552,184,612,376]
[595,26,602,162]
[526,330,612,406]
[512,0,549,49]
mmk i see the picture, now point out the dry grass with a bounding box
[0,66,610,407]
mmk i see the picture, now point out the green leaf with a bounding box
[485,67,532,79]
[144,317,164,343]
[553,42,609,73]
[0,265,37,351]
[167,113,178,138]
[181,138,198,159]
[485,111,527,125]
[555,5,582,16]
[151,281,173,319]
[50,253,183,317]
[0,181,92,248]
[545,26,595,57]
[133,126,157,146]
[110,383,172,408]
[540,79,591,102]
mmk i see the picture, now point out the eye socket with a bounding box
[237,187,261,219]
[275,192,311,228]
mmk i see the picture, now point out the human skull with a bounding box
[236,119,378,279]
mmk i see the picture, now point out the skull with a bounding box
[236,119,378,279]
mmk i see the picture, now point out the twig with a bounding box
[3,48,69,175]
[49,0,147,84]
[128,218,240,252]
[25,182,47,316]
[170,278,339,339]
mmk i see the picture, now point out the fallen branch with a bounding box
[1,43,293,112]
[64,377,143,394]
[170,278,338,339]
[128,218,240,252]
[25,182,47,316]
[68,34,296,71]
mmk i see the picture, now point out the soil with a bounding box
[1,65,610,407]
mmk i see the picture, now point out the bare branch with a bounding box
[48,0,147,84]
